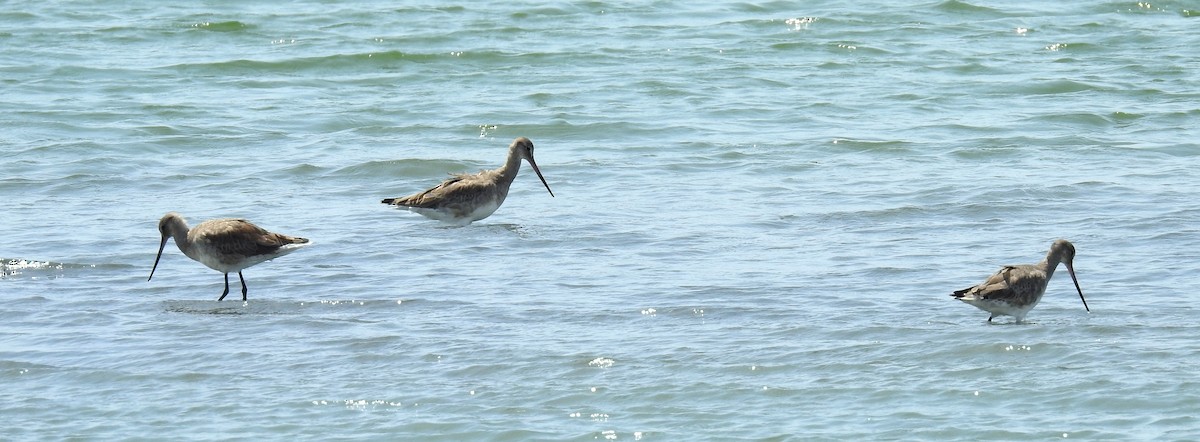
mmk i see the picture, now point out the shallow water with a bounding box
[3,0,1200,439]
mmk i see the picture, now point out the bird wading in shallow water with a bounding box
[951,239,1089,323]
[381,137,554,225]
[148,212,311,301]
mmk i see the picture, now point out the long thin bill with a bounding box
[148,236,168,281]
[526,156,555,197]
[1066,262,1089,312]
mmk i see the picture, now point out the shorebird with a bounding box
[951,239,1089,323]
[148,212,311,301]
[381,137,554,225]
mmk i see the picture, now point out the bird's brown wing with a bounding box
[195,219,286,259]
[382,173,496,209]
[953,266,1018,300]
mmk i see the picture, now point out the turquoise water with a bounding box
[3,1,1200,439]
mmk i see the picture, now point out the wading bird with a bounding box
[148,212,310,301]
[381,137,553,224]
[952,239,1089,323]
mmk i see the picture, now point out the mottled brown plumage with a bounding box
[148,212,310,301]
[951,239,1089,323]
[381,137,553,224]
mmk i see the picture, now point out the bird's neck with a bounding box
[168,221,194,254]
[496,148,524,183]
[1039,255,1062,278]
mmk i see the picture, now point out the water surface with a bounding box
[3,1,1200,439]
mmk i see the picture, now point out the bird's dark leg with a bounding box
[218,273,231,301]
[238,272,248,301]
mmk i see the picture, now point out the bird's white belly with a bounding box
[964,297,1039,319]
[464,200,502,221]
[186,242,310,274]
[410,199,502,224]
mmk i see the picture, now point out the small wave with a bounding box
[1015,79,1110,95]
[509,6,584,18]
[160,50,478,75]
[1021,112,1117,127]
[934,0,1008,16]
[333,158,480,179]
[7,257,136,279]
[160,298,402,315]
[0,259,109,279]
[185,21,251,32]
[1,259,62,278]
[1044,42,1103,54]
[587,357,616,368]
[0,12,35,21]
[829,138,917,154]
[784,17,818,31]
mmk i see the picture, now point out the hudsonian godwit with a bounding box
[951,239,1089,323]
[148,212,311,301]
[381,137,553,225]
